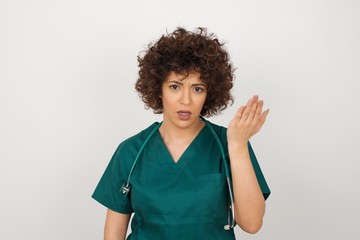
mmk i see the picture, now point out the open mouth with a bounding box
[178,111,191,116]
[177,111,192,120]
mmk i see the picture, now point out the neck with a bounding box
[159,118,205,142]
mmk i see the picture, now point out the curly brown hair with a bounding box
[135,27,235,117]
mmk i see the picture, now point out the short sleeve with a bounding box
[248,142,271,200]
[92,144,134,214]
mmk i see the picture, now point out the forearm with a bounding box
[104,209,130,240]
[104,230,127,240]
[229,142,265,234]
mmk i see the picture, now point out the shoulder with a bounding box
[202,119,231,161]
[111,122,160,170]
[117,122,160,153]
[204,119,228,145]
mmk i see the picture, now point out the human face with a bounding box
[161,71,207,130]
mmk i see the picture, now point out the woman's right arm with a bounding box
[104,209,131,240]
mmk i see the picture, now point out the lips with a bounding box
[177,110,192,120]
[178,111,191,115]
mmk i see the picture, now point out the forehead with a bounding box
[164,71,203,83]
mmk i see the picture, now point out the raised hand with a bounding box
[227,95,269,146]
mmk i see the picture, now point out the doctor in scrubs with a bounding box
[92,27,271,240]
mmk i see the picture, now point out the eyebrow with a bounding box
[168,80,206,87]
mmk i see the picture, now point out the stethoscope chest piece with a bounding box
[224,225,231,230]
[121,183,131,197]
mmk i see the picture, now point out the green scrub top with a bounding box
[92,121,270,240]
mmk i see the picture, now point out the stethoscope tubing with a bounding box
[121,117,235,230]
[203,117,235,229]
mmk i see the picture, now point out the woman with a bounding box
[92,27,271,240]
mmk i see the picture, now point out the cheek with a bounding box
[200,94,207,105]
[196,95,207,109]
[161,93,174,108]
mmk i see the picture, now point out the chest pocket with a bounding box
[197,172,228,220]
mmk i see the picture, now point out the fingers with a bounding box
[229,95,269,142]
[248,96,260,120]
[235,106,246,119]
[234,95,268,123]
[259,109,269,127]
[241,95,258,121]
[255,100,264,119]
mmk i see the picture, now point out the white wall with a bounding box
[1,0,359,239]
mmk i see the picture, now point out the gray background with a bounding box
[1,0,359,239]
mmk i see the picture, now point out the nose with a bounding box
[180,88,191,105]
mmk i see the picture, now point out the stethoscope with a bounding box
[120,117,235,230]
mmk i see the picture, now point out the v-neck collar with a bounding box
[155,124,208,172]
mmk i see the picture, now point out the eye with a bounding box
[169,84,180,90]
[193,86,204,93]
